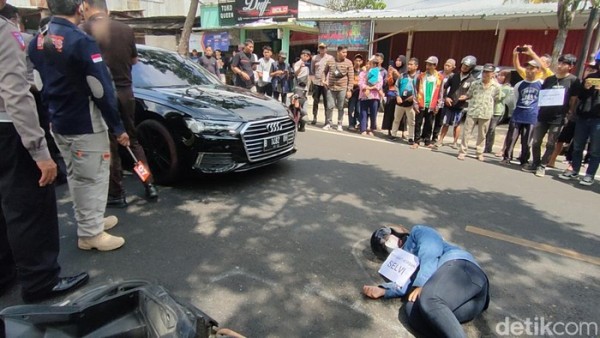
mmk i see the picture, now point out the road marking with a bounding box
[305,126,394,144]
[465,225,600,266]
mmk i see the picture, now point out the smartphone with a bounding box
[389,60,395,67]
[516,47,526,53]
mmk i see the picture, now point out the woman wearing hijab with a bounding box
[381,56,406,135]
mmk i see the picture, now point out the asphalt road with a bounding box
[1,123,599,337]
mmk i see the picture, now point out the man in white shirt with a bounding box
[257,45,276,96]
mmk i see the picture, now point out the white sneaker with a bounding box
[337,124,343,132]
[322,124,331,130]
[579,175,594,186]
[104,216,118,231]
[78,232,125,251]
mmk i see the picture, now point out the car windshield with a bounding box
[133,47,220,88]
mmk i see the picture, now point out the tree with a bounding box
[325,0,386,11]
[177,0,200,57]
[552,0,584,67]
[506,0,600,67]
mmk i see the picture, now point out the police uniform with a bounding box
[28,17,125,240]
[0,14,61,298]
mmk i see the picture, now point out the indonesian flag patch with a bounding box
[91,53,103,63]
[11,32,25,51]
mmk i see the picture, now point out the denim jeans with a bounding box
[360,99,379,132]
[348,89,360,128]
[405,260,489,338]
[325,89,347,126]
[571,117,600,176]
[484,115,501,153]
[531,121,562,167]
[312,84,328,119]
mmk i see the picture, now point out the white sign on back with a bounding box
[538,88,566,107]
[378,248,420,288]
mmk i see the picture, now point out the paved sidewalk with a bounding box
[303,96,510,153]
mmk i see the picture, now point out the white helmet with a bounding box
[461,55,477,68]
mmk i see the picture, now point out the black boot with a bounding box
[298,121,306,132]
[145,183,158,200]
[107,194,128,208]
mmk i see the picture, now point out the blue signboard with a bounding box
[201,32,230,52]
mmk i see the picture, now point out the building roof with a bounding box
[300,1,576,21]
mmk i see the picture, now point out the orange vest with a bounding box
[417,72,443,110]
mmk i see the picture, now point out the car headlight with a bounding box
[185,118,242,134]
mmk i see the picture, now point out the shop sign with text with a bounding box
[218,0,299,25]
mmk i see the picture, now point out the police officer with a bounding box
[28,0,130,252]
[0,0,88,302]
[81,0,158,208]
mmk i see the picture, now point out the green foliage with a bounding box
[325,0,387,11]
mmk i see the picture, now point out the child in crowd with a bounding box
[365,57,380,99]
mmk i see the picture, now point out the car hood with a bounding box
[135,84,290,122]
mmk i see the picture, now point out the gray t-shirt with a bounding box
[199,55,219,77]
[294,60,309,88]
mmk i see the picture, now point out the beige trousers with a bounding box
[460,116,490,156]
[391,105,416,140]
[54,131,110,237]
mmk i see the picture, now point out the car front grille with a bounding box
[241,117,296,162]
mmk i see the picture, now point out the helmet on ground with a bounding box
[370,226,410,261]
[461,55,477,68]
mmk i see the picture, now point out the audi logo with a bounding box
[266,122,283,133]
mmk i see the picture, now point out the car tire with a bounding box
[136,119,179,185]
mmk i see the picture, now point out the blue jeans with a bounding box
[571,117,600,176]
[348,89,360,128]
[360,99,379,132]
[405,260,489,338]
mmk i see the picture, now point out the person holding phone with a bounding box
[271,51,292,105]
[513,45,553,81]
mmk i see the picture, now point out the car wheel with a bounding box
[136,119,179,185]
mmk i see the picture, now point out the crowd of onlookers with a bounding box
[192,39,600,187]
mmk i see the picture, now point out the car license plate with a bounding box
[263,132,290,151]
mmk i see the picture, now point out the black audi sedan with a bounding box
[131,45,296,184]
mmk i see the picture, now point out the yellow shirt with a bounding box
[517,67,554,81]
